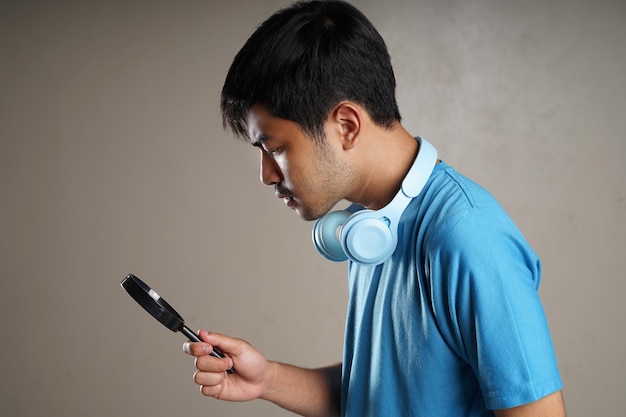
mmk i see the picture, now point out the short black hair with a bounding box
[221,0,401,141]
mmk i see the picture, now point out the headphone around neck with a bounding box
[312,137,438,266]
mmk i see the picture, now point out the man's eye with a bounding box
[267,147,282,157]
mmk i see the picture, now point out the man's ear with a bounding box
[330,102,361,150]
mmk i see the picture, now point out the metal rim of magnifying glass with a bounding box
[121,274,185,333]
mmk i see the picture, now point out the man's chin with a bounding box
[292,206,320,222]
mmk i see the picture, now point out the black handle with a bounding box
[181,325,234,374]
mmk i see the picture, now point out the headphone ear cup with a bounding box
[312,210,352,262]
[341,212,396,265]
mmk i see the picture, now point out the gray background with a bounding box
[1,0,624,416]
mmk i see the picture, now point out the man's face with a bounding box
[246,104,353,221]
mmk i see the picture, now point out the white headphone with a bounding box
[312,137,438,265]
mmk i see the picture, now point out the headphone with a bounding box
[312,137,438,266]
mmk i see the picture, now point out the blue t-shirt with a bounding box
[341,162,562,417]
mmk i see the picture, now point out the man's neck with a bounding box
[350,125,420,210]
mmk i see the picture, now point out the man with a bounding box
[183,1,566,416]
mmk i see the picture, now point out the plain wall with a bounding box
[1,0,624,416]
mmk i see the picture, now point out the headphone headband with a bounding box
[402,137,438,197]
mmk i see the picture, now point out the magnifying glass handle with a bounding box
[180,325,235,374]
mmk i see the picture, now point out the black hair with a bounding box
[221,0,401,141]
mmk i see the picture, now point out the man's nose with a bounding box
[260,152,282,186]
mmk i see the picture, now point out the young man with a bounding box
[183,1,566,416]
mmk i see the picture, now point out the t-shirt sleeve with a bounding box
[426,206,562,410]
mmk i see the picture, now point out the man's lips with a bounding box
[276,190,296,207]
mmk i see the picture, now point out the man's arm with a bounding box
[184,330,341,417]
[494,391,566,417]
[260,361,341,417]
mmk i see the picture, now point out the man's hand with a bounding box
[183,329,271,401]
[183,329,341,417]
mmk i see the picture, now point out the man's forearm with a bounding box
[259,362,342,417]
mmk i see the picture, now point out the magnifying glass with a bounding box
[121,273,234,374]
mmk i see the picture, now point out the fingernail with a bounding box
[183,342,191,354]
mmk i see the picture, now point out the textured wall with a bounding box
[1,0,624,416]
